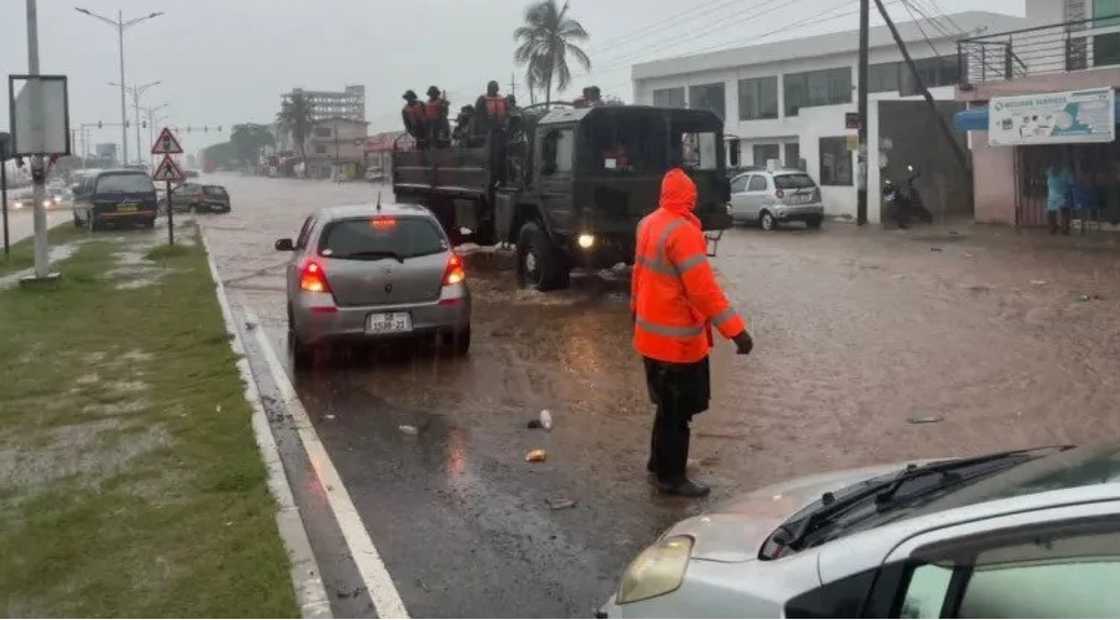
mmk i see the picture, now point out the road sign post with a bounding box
[0,132,10,257]
[151,127,184,246]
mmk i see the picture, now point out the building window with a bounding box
[784,67,852,116]
[738,76,778,120]
[900,56,960,95]
[652,87,685,108]
[819,137,852,186]
[753,143,780,166]
[867,62,900,93]
[784,143,801,170]
[689,82,726,120]
[728,138,741,167]
[314,144,328,154]
[1095,0,1120,66]
[314,126,332,138]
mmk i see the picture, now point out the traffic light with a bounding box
[97,120,103,129]
[217,125,223,132]
[187,125,192,133]
[142,120,148,128]
[204,125,208,133]
[126,120,130,128]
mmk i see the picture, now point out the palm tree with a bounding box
[514,0,591,107]
[276,91,315,169]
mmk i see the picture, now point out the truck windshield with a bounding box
[581,111,669,175]
[679,132,719,170]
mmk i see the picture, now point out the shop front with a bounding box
[956,87,1120,229]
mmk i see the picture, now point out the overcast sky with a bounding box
[1,0,1023,155]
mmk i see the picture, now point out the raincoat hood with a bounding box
[659,168,698,216]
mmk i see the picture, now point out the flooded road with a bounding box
[201,172,1120,617]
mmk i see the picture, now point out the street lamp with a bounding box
[110,80,160,164]
[144,103,169,157]
[74,7,163,166]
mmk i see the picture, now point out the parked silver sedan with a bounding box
[729,169,824,230]
[276,203,471,367]
[601,444,1120,618]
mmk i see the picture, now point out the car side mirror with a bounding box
[275,238,294,252]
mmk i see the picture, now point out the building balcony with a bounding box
[958,13,1120,94]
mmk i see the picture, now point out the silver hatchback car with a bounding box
[276,203,471,366]
[729,169,824,230]
[602,444,1120,618]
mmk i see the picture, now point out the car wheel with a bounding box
[516,221,569,291]
[73,211,81,228]
[88,214,99,232]
[288,306,313,370]
[760,211,777,231]
[444,326,471,356]
[145,218,156,229]
[806,216,823,230]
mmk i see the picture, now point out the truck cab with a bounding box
[393,104,732,290]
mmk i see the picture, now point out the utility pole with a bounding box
[26,0,50,280]
[874,0,970,179]
[857,0,870,226]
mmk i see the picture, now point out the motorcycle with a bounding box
[882,164,933,229]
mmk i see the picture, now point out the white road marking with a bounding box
[245,307,410,619]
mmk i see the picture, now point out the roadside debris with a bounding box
[245,321,257,330]
[1030,280,1048,286]
[399,424,418,435]
[325,414,335,420]
[907,415,944,425]
[930,247,943,252]
[546,497,577,510]
[1077,293,1102,302]
[525,449,547,462]
[527,409,553,431]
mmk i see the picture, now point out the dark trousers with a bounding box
[644,357,710,483]
[1048,208,1071,235]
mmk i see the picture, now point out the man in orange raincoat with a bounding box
[632,168,753,497]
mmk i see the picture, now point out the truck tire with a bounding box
[516,221,569,291]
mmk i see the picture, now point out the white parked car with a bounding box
[600,444,1120,618]
[729,169,824,230]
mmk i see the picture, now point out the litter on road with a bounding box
[540,409,553,431]
[525,449,547,462]
[399,424,419,435]
[907,415,944,424]
[546,497,577,510]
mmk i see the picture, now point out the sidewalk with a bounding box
[0,225,298,616]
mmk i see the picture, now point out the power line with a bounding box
[906,0,958,40]
[899,0,944,57]
[919,0,969,36]
[583,0,744,57]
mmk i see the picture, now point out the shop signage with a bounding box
[989,87,1115,146]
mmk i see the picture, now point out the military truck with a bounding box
[392,104,731,290]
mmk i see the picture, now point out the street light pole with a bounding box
[112,81,159,165]
[74,7,164,166]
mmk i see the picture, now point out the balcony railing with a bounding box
[957,13,1120,86]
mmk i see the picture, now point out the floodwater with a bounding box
[201,172,1120,617]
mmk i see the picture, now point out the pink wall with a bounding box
[970,131,1016,225]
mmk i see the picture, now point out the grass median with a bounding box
[0,226,297,616]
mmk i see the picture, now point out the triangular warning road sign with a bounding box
[152,154,185,182]
[151,127,183,155]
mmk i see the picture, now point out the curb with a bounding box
[200,225,332,619]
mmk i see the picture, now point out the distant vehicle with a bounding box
[275,203,471,367]
[729,169,824,230]
[392,104,732,291]
[167,182,230,213]
[882,164,933,230]
[72,169,158,230]
[601,443,1120,619]
[124,164,149,172]
[184,169,200,178]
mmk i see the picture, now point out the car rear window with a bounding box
[319,217,446,260]
[96,173,154,194]
[203,186,227,197]
[774,174,816,189]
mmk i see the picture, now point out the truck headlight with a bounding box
[577,233,595,249]
[617,536,692,604]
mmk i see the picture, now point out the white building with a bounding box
[632,11,1026,222]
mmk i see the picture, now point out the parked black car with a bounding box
[166,182,231,213]
[72,169,158,230]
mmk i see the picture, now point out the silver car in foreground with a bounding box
[601,444,1120,618]
[276,203,471,366]
[729,169,824,230]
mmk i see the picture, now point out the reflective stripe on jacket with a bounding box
[632,169,746,364]
[484,96,508,121]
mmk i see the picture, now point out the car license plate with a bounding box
[118,203,138,212]
[366,312,412,334]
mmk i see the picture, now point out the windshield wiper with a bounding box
[332,250,404,263]
[768,446,1070,555]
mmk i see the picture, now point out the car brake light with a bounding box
[371,216,397,232]
[299,260,332,293]
[775,189,785,199]
[443,254,465,285]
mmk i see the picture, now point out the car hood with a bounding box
[664,460,943,562]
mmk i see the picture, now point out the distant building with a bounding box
[631,11,1026,223]
[283,85,366,123]
[95,142,118,164]
[303,117,369,179]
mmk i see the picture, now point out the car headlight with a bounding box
[13,200,23,209]
[617,535,692,604]
[577,233,595,249]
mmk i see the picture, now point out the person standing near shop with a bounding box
[1046,155,1075,235]
[632,168,754,498]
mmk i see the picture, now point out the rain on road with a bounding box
[200,172,1120,617]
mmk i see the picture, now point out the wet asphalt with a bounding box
[200,173,1120,618]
